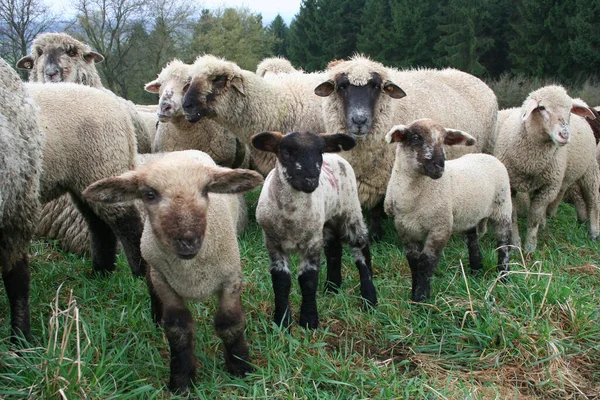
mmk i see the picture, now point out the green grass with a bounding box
[1,189,599,399]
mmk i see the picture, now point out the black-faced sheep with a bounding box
[384,119,512,302]
[83,150,263,392]
[0,58,43,343]
[252,131,377,329]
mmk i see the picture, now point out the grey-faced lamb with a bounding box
[493,85,597,253]
[0,58,43,343]
[252,131,377,329]
[314,55,498,239]
[384,119,512,302]
[83,150,263,392]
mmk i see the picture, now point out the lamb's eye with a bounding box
[538,105,545,111]
[280,150,291,159]
[36,48,43,56]
[410,134,420,145]
[144,189,158,201]
[182,82,190,92]
[67,48,77,57]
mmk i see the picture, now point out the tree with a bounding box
[567,0,600,80]
[356,0,394,64]
[267,14,289,58]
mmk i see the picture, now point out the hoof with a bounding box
[298,315,319,329]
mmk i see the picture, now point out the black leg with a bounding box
[145,267,163,326]
[109,207,147,277]
[2,254,32,344]
[298,267,319,329]
[369,200,385,242]
[271,269,292,329]
[350,242,377,308]
[324,231,342,293]
[465,227,483,273]
[496,219,512,280]
[409,252,437,302]
[163,306,196,393]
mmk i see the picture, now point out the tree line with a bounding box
[1,0,598,105]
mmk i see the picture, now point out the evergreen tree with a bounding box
[567,0,600,79]
[288,0,320,70]
[267,14,290,58]
[476,0,514,78]
[356,0,395,64]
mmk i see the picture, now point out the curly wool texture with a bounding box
[0,58,43,270]
[321,55,498,208]
[255,57,298,78]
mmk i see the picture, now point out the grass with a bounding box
[1,188,599,399]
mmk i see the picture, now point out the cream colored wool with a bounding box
[320,55,498,209]
[255,57,298,78]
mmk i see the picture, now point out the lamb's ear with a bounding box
[322,133,356,152]
[16,55,34,70]
[230,76,245,96]
[144,79,161,93]
[383,81,406,99]
[385,125,408,143]
[314,80,335,97]
[571,98,595,120]
[521,98,539,121]
[82,171,140,203]
[444,129,476,146]
[251,131,283,153]
[206,168,264,194]
[84,51,104,64]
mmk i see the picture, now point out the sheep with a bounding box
[255,56,298,78]
[0,58,43,343]
[181,55,328,176]
[252,131,377,329]
[493,85,597,253]
[26,82,147,276]
[82,150,263,392]
[314,55,498,239]
[384,119,512,302]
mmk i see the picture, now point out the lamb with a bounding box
[252,131,377,329]
[493,85,597,253]
[0,58,43,343]
[83,150,263,392]
[26,82,147,276]
[314,55,498,238]
[181,55,327,176]
[255,56,298,78]
[384,119,512,302]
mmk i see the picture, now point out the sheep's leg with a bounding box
[544,187,567,226]
[408,229,448,302]
[495,217,512,278]
[578,166,600,240]
[510,190,522,249]
[298,252,320,329]
[349,241,377,308]
[369,200,385,241]
[107,205,147,277]
[69,195,117,275]
[404,242,427,301]
[323,227,342,293]
[2,254,32,344]
[569,185,589,223]
[145,266,163,326]
[267,245,292,329]
[464,227,483,273]
[215,281,252,376]
[526,186,559,253]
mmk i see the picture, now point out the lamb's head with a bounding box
[315,55,406,137]
[83,150,263,259]
[386,119,476,180]
[521,85,596,146]
[145,60,191,122]
[182,55,245,123]
[16,32,103,85]
[252,131,356,193]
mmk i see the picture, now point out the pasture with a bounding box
[0,188,599,399]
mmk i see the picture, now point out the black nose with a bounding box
[351,115,367,126]
[174,238,200,258]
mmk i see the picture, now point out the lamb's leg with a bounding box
[408,229,448,302]
[106,204,147,277]
[69,194,117,275]
[267,243,292,329]
[464,227,483,273]
[510,190,522,249]
[369,200,385,241]
[526,186,559,253]
[214,281,252,376]
[349,240,377,308]
[578,165,600,240]
[145,266,163,326]
[2,254,32,344]
[298,251,320,329]
[323,227,342,293]
[495,217,512,277]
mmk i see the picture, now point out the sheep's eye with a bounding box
[144,189,158,201]
[280,150,291,159]
[337,83,347,91]
[538,105,545,111]
[67,48,77,57]
[36,48,43,56]
[409,134,421,145]
[182,82,190,92]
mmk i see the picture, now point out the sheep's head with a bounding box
[315,57,406,137]
[83,151,263,259]
[16,33,103,85]
[386,119,475,180]
[521,85,596,146]
[252,131,355,193]
[145,60,190,122]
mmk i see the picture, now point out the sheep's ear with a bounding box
[314,80,335,97]
[322,133,356,152]
[571,98,595,120]
[521,98,539,121]
[206,168,264,194]
[251,131,283,153]
[16,55,34,70]
[385,125,408,143]
[84,51,104,64]
[383,81,406,99]
[230,76,245,96]
[444,129,476,146]
[144,79,161,93]
[82,172,140,203]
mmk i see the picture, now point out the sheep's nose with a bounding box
[174,237,201,258]
[351,115,368,126]
[305,177,318,186]
[45,69,60,81]
[160,103,172,113]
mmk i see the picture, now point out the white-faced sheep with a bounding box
[26,82,147,276]
[384,119,512,302]
[314,55,498,238]
[83,150,263,392]
[493,85,597,253]
[0,58,43,343]
[252,131,377,329]
[181,55,327,175]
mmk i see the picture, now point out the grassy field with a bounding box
[1,188,599,399]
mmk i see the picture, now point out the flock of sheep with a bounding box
[1,31,598,392]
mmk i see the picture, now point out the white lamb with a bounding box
[252,130,377,329]
[384,119,512,302]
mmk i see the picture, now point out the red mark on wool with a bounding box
[322,161,339,193]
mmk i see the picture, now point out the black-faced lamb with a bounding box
[0,58,43,343]
[384,119,512,302]
[83,150,263,392]
[493,86,597,253]
[252,131,377,329]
